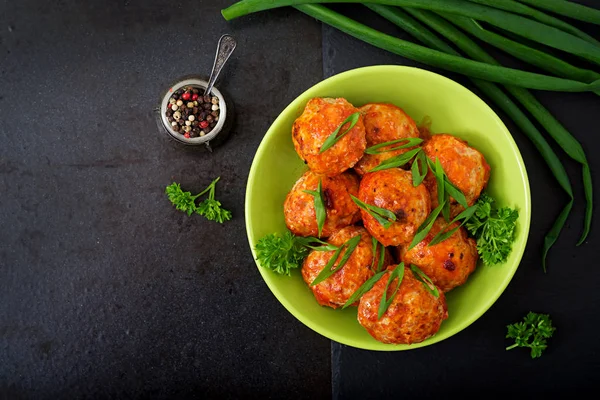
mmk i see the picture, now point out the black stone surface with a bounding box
[0,1,329,398]
[321,3,600,398]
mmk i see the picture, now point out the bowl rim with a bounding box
[245,65,531,351]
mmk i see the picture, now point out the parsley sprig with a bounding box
[165,177,232,223]
[506,312,556,359]
[255,231,337,276]
[466,193,519,266]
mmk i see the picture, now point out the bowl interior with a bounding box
[245,66,531,351]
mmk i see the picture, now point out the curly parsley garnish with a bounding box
[466,193,518,266]
[254,231,337,276]
[165,177,232,223]
[506,312,556,359]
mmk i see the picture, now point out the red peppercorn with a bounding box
[182,92,191,101]
[199,120,209,129]
[191,93,199,101]
[184,133,190,138]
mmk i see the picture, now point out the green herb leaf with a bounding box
[166,178,232,223]
[165,182,200,216]
[351,195,396,229]
[303,179,326,237]
[376,241,386,273]
[342,269,388,309]
[408,201,446,250]
[506,312,555,359]
[378,264,405,320]
[411,150,428,187]
[295,236,339,251]
[369,237,387,273]
[370,237,378,272]
[466,193,519,265]
[410,264,439,297]
[428,204,478,246]
[433,157,448,221]
[194,177,232,223]
[320,112,361,153]
[444,179,468,208]
[255,231,309,276]
[365,137,423,154]
[311,234,362,286]
[368,147,422,172]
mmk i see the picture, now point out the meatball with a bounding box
[302,226,394,308]
[284,170,361,238]
[358,168,431,247]
[423,134,491,217]
[354,103,420,176]
[292,97,367,176]
[358,265,448,344]
[398,218,479,292]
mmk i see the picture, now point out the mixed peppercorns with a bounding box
[165,86,220,139]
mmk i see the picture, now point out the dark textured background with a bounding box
[322,2,600,398]
[0,0,328,398]
[2,0,600,399]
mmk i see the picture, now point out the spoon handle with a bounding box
[204,34,237,96]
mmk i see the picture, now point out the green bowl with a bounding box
[245,66,531,351]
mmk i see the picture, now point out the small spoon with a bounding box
[204,34,237,96]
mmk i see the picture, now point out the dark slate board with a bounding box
[0,0,329,398]
[322,3,600,398]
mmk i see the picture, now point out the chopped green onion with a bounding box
[351,195,396,229]
[295,236,339,251]
[376,242,386,272]
[369,237,378,272]
[303,179,326,237]
[369,237,386,273]
[365,137,423,154]
[410,264,439,297]
[411,150,428,187]
[369,147,422,172]
[432,157,448,221]
[311,234,362,286]
[444,179,468,209]
[378,264,405,319]
[320,112,361,153]
[429,204,478,246]
[342,269,387,309]
[409,201,446,250]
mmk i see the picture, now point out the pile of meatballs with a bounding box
[284,98,491,345]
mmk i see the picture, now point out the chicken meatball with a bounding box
[292,97,367,176]
[353,103,420,176]
[358,265,448,344]
[284,170,361,238]
[423,134,491,217]
[398,218,479,292]
[302,226,394,308]
[358,168,431,247]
